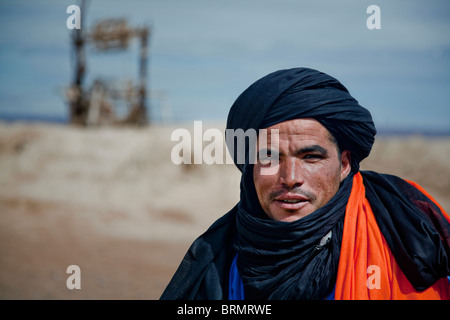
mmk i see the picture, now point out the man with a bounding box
[161,67,450,300]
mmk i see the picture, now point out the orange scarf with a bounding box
[335,172,450,300]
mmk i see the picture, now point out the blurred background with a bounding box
[0,0,449,299]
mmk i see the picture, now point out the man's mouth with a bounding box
[274,193,309,210]
[279,199,304,204]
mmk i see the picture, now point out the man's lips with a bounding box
[274,193,309,210]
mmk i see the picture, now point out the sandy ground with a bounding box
[0,122,449,299]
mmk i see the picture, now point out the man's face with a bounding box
[253,118,351,222]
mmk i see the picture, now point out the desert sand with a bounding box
[0,121,449,299]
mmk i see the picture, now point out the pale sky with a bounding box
[0,0,449,131]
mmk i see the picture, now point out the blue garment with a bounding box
[229,255,245,300]
[229,254,335,300]
[324,285,335,300]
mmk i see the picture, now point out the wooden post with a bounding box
[69,0,87,125]
[138,26,149,125]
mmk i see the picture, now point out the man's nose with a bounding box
[279,157,304,188]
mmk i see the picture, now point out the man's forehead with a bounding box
[260,118,331,141]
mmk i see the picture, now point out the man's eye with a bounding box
[304,154,323,160]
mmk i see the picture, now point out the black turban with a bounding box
[226,67,377,172]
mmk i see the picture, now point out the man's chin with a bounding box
[267,204,314,222]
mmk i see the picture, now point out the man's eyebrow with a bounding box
[258,145,328,157]
[296,145,328,155]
